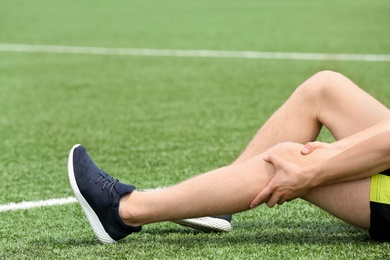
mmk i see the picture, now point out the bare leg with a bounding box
[125,71,387,229]
[120,156,274,226]
[184,70,389,225]
[120,142,370,229]
[228,70,389,228]
[234,70,390,163]
[119,71,389,229]
[303,178,370,229]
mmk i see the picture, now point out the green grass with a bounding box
[1,0,390,259]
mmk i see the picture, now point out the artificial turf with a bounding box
[1,0,390,259]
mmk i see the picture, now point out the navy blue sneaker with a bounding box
[67,144,142,244]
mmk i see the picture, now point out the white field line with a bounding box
[0,43,390,62]
[1,189,167,213]
[0,197,77,212]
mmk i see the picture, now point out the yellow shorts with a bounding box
[370,173,390,204]
[369,172,390,241]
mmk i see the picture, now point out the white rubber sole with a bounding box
[172,217,232,232]
[67,144,116,244]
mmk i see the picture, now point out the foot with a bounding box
[172,215,232,232]
[67,144,141,244]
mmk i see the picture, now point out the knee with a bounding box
[310,70,344,83]
[295,70,347,101]
[310,70,347,88]
[266,142,304,160]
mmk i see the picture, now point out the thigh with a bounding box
[303,178,370,229]
[271,142,371,229]
[314,72,390,140]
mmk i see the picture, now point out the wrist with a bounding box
[333,140,347,151]
[304,164,322,189]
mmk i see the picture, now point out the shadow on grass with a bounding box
[49,219,374,247]
[141,222,372,246]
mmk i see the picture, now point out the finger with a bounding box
[277,199,285,205]
[250,191,270,208]
[250,187,273,208]
[265,193,281,208]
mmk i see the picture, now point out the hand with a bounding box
[250,154,313,208]
[301,141,333,155]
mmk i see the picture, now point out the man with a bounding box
[68,70,390,243]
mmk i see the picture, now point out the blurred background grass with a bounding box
[1,0,390,259]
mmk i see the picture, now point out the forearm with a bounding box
[310,131,390,187]
[250,129,390,209]
[334,115,390,150]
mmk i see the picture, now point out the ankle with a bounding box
[118,192,143,226]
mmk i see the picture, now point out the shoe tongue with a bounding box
[114,181,136,197]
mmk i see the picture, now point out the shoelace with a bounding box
[95,176,118,197]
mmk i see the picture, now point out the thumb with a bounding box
[301,142,317,155]
[302,141,328,155]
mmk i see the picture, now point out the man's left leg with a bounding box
[177,71,390,231]
[234,71,390,163]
